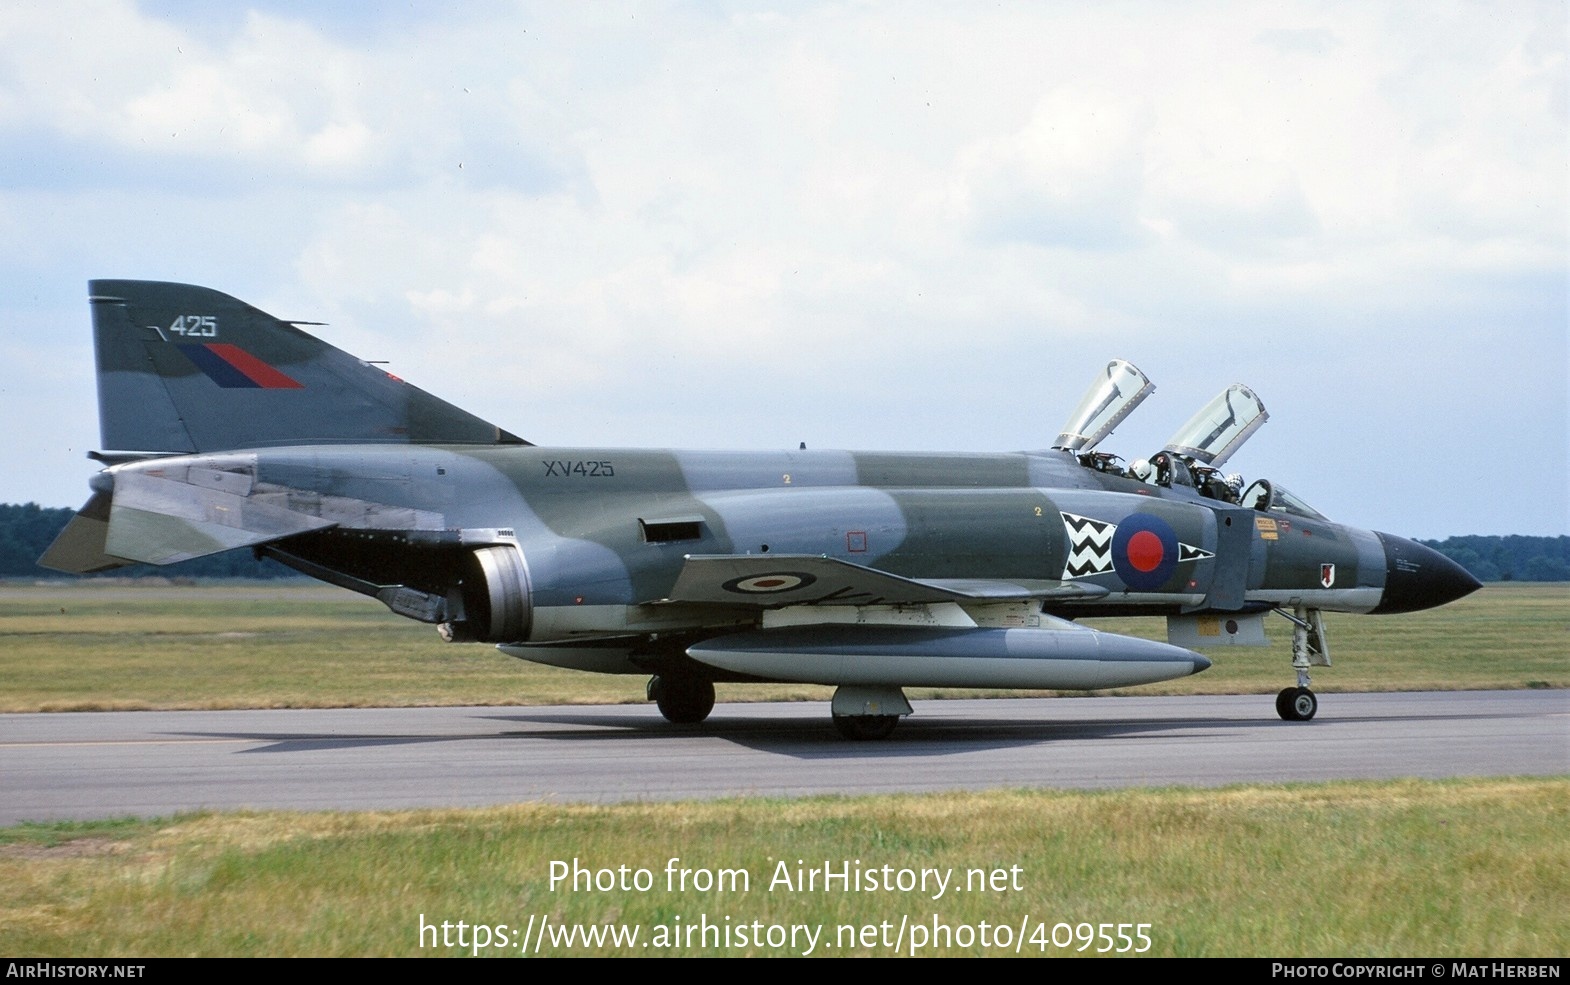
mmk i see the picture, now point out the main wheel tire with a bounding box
[651,676,715,724]
[833,714,899,740]
[1277,686,1317,721]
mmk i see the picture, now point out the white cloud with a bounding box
[2,1,1563,534]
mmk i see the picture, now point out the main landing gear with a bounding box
[830,685,912,741]
[647,675,715,724]
[646,677,912,739]
[1273,605,1329,721]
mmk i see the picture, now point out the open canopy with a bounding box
[1053,359,1155,453]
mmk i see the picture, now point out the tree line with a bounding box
[1417,534,1569,583]
[1,501,1566,582]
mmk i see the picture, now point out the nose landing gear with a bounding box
[1273,605,1329,721]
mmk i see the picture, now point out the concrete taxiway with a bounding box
[1,690,1564,824]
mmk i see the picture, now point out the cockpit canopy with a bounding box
[1052,359,1155,453]
[1162,383,1268,468]
[1056,362,1327,516]
[1240,479,1328,520]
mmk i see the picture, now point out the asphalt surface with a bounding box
[1,690,1565,824]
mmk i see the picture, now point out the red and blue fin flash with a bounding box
[177,343,303,389]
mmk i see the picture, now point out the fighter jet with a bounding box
[41,281,1481,738]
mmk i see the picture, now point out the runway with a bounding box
[1,690,1564,824]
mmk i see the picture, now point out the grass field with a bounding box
[0,581,1564,713]
[2,779,1566,957]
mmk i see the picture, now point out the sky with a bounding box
[1,1,1564,538]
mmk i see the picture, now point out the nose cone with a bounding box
[1371,532,1483,614]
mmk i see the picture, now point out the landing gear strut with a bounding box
[1273,605,1329,721]
[647,675,715,724]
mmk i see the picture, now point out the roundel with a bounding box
[1111,513,1179,591]
[722,572,817,595]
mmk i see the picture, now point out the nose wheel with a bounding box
[1275,686,1318,721]
[1272,605,1330,722]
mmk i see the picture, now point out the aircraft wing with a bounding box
[652,554,1108,607]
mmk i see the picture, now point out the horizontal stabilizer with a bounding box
[41,450,458,571]
[103,470,336,565]
[37,492,135,574]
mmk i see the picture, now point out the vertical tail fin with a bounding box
[89,280,527,453]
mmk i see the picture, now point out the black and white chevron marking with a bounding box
[1063,511,1214,582]
[1061,512,1115,579]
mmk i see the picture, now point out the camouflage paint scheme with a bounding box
[42,282,1480,736]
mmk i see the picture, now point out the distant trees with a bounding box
[1,501,1565,582]
[1421,535,1570,583]
[0,503,72,577]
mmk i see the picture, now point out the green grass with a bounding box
[1074,580,1570,696]
[1,779,1564,957]
[0,582,1562,712]
[0,582,641,711]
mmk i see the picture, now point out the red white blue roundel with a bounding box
[722,572,817,594]
[1111,513,1179,590]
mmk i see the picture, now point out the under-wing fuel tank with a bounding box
[685,623,1211,689]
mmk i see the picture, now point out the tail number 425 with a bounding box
[169,316,217,337]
